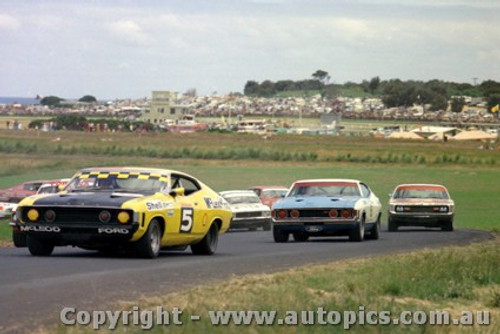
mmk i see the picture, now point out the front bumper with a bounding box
[388,212,454,227]
[10,221,139,246]
[230,217,271,229]
[273,218,360,236]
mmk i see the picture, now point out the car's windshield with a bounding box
[393,186,449,199]
[289,182,360,197]
[65,174,167,194]
[261,189,287,198]
[223,195,261,204]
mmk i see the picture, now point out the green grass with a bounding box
[43,237,500,333]
[1,129,498,333]
[0,130,498,234]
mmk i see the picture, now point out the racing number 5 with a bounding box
[180,208,194,233]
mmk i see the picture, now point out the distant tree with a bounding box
[275,80,295,92]
[480,80,500,97]
[259,80,276,97]
[450,97,466,113]
[40,96,64,106]
[244,80,260,96]
[487,94,500,113]
[368,76,380,94]
[312,70,330,84]
[78,95,97,103]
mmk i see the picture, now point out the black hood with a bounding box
[32,192,140,208]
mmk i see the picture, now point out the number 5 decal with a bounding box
[180,208,194,233]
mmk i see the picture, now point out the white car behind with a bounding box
[220,190,272,231]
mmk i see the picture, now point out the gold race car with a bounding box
[10,167,232,258]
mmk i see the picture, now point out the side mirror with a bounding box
[169,187,185,197]
[388,193,393,198]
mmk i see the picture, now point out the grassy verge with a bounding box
[42,236,499,333]
[0,156,498,242]
[0,130,498,166]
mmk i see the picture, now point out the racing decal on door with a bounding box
[180,207,194,233]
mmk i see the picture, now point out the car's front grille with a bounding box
[21,207,133,225]
[235,211,264,219]
[396,205,448,213]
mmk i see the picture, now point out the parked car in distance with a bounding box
[36,178,71,194]
[388,184,454,231]
[0,180,49,203]
[272,179,382,242]
[220,190,272,231]
[248,186,288,208]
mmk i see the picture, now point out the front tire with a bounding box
[273,225,289,243]
[13,231,27,247]
[388,217,398,232]
[191,223,219,255]
[293,232,309,242]
[349,217,365,242]
[441,220,454,231]
[27,236,54,256]
[135,219,162,258]
[366,215,381,240]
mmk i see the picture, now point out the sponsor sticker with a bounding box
[204,197,225,209]
[20,225,61,233]
[146,201,174,211]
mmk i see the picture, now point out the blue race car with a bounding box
[272,179,382,242]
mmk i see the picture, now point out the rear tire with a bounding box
[273,225,289,243]
[191,223,219,255]
[292,232,309,242]
[27,236,54,256]
[135,219,162,258]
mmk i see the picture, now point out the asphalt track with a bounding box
[0,226,491,333]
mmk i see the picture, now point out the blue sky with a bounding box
[1,0,499,99]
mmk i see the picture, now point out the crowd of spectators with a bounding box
[1,94,499,128]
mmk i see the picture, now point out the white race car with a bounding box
[220,190,272,231]
[388,184,455,231]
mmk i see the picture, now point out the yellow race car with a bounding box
[11,167,232,258]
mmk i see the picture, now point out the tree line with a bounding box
[244,70,500,113]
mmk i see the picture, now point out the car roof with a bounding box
[220,190,258,197]
[75,167,197,178]
[78,167,171,174]
[394,183,448,189]
[292,179,361,184]
[248,186,288,190]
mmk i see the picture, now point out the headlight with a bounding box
[98,210,112,223]
[263,211,271,218]
[395,206,404,212]
[439,206,449,213]
[27,208,39,222]
[117,211,131,224]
